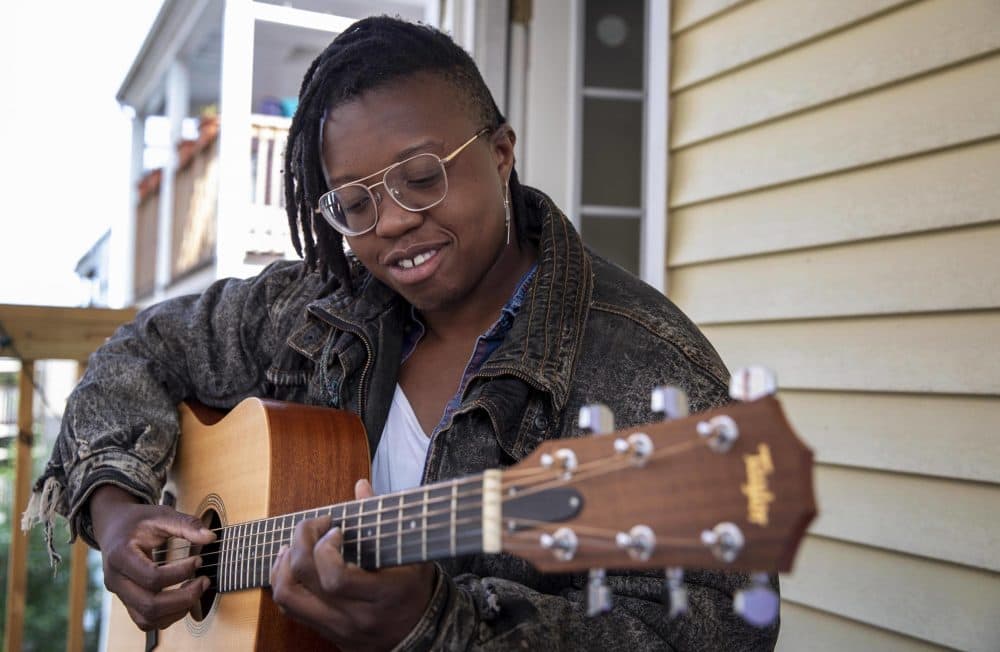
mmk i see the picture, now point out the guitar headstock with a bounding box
[499,367,816,576]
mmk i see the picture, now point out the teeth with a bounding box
[397,249,437,270]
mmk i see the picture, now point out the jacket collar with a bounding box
[304,187,593,414]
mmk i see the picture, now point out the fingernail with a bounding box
[321,526,340,542]
[194,556,202,569]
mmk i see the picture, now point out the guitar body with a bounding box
[105,398,370,652]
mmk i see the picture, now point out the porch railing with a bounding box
[248,115,293,259]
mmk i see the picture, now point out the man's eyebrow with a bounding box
[327,138,443,186]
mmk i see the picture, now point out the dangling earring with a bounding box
[503,182,511,246]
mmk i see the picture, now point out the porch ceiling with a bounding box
[0,304,137,362]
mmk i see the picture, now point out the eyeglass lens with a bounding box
[327,154,448,234]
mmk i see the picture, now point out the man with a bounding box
[28,16,777,651]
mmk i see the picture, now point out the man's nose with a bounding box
[374,188,423,238]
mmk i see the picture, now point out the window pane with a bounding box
[582,215,640,275]
[584,0,645,90]
[581,98,643,207]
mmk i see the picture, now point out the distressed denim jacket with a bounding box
[30,188,778,651]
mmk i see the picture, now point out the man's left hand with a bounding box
[269,479,437,651]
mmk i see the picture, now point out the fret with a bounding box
[455,480,484,558]
[253,519,263,588]
[247,520,256,590]
[450,482,458,557]
[399,489,426,566]
[421,488,429,561]
[426,484,453,561]
[358,498,379,569]
[395,494,404,566]
[262,517,275,588]
[238,522,248,590]
[375,497,384,568]
[230,523,239,591]
[342,501,361,566]
[219,526,229,592]
[329,503,346,558]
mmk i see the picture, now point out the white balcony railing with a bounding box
[248,115,294,259]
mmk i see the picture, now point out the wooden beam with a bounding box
[66,362,89,652]
[65,540,89,652]
[0,304,136,362]
[4,361,34,652]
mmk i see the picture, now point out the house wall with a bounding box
[667,1,1000,650]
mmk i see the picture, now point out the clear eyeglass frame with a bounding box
[315,128,491,237]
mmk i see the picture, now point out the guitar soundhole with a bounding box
[191,508,222,622]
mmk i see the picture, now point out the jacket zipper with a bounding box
[311,308,376,419]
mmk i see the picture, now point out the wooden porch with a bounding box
[0,303,136,652]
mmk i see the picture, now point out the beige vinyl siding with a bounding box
[667,1,1000,650]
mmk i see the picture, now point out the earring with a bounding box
[503,183,511,246]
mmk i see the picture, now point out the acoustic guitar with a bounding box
[105,367,815,651]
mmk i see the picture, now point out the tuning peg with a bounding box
[579,403,615,434]
[651,386,689,420]
[696,415,739,453]
[586,568,613,616]
[729,366,777,402]
[733,572,779,627]
[701,522,745,563]
[661,567,688,619]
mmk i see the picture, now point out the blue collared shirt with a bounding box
[400,263,537,436]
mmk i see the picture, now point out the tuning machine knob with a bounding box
[733,572,779,627]
[615,524,656,561]
[651,386,689,420]
[701,522,745,563]
[729,366,777,402]
[661,567,688,619]
[586,568,613,616]
[539,527,578,561]
[578,403,615,434]
[696,415,739,453]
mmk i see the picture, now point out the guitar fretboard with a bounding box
[215,475,489,593]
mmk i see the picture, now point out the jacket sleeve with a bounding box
[397,565,778,651]
[25,261,309,553]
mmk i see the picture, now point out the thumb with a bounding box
[354,478,375,499]
[157,510,216,545]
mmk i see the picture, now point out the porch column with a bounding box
[216,0,254,280]
[155,62,190,298]
[3,361,35,652]
[115,112,144,307]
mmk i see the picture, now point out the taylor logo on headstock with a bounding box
[741,444,775,526]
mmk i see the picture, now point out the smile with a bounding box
[396,249,439,269]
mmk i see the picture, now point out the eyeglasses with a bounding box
[316,128,490,236]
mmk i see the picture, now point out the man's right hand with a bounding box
[89,485,217,631]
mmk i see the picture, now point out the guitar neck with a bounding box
[215,473,492,593]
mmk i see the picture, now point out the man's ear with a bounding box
[491,124,517,181]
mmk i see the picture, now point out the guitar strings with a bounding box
[197,515,653,579]
[152,432,707,567]
[152,454,601,565]
[157,429,700,558]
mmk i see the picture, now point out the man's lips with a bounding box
[384,242,449,267]
[385,245,446,284]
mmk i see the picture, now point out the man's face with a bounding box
[320,73,515,313]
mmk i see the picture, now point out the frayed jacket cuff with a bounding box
[66,452,161,548]
[392,563,452,652]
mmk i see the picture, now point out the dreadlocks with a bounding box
[283,15,535,284]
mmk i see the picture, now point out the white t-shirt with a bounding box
[371,384,430,495]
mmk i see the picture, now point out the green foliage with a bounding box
[0,438,103,651]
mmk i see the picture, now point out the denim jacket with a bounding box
[30,188,777,651]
